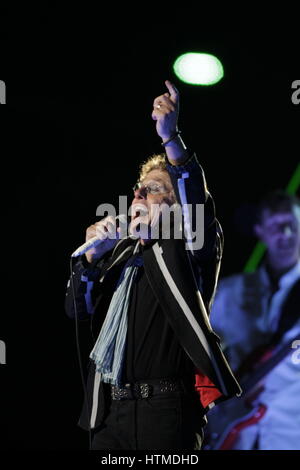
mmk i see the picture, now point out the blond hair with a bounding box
[138,153,168,182]
[137,153,177,203]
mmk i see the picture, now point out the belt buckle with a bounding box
[134,382,152,399]
[111,385,129,400]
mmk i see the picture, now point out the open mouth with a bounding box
[131,204,148,220]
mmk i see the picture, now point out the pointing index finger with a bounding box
[165,80,179,103]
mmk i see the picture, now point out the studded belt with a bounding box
[111,378,183,400]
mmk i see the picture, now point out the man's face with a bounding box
[255,206,300,271]
[130,169,176,242]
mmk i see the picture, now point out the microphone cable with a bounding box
[69,257,92,450]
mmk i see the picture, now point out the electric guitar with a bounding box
[203,335,299,450]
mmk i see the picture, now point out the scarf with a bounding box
[89,243,143,387]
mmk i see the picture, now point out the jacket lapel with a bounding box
[143,238,240,397]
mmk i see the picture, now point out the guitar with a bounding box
[203,335,299,450]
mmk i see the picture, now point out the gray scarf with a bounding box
[89,242,143,386]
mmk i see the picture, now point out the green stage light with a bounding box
[173,52,224,86]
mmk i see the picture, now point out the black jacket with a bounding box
[65,152,242,430]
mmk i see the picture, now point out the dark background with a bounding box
[0,5,299,449]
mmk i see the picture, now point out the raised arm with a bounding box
[152,80,222,256]
[152,79,189,165]
[152,80,223,306]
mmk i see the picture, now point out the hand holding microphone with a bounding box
[71,214,127,263]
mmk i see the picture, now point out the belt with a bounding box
[111,378,183,400]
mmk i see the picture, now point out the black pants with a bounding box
[91,389,205,450]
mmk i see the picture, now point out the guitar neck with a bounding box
[240,334,299,393]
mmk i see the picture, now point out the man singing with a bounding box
[65,80,241,450]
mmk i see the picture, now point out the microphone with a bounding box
[71,214,128,258]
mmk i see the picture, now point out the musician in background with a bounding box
[210,191,300,450]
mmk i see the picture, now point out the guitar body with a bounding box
[203,333,299,450]
[204,280,300,450]
[203,396,267,450]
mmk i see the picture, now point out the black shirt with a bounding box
[122,244,195,384]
